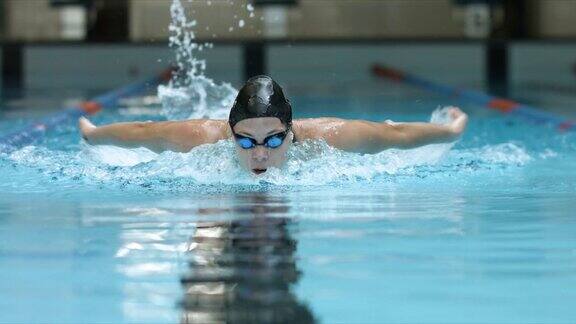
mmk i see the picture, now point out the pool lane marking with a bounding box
[487,99,519,113]
[371,64,575,132]
[79,101,102,115]
[0,67,174,150]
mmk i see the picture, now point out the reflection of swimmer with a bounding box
[79,75,468,175]
[180,194,315,323]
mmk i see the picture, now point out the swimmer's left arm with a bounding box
[322,107,468,154]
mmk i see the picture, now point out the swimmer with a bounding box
[79,75,468,175]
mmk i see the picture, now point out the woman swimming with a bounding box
[79,75,468,175]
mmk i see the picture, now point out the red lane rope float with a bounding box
[487,99,519,113]
[160,68,174,82]
[372,65,406,82]
[372,64,575,132]
[0,67,174,150]
[559,121,574,131]
[79,101,102,115]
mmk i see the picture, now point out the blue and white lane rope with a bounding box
[0,68,173,150]
[372,64,575,132]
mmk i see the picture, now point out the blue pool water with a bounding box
[1,81,575,323]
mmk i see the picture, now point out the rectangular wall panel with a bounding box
[510,43,576,85]
[268,44,485,90]
[25,44,242,89]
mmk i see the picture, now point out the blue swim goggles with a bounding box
[233,129,290,149]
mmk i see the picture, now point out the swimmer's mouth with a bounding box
[252,168,267,175]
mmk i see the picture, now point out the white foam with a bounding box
[4,124,536,191]
[160,0,237,120]
[81,143,158,167]
[158,76,236,120]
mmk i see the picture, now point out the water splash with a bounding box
[160,0,237,120]
[2,108,539,191]
[2,139,532,191]
[158,77,235,120]
[247,3,255,18]
[167,0,203,87]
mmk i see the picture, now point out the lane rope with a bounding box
[0,68,173,150]
[372,64,574,132]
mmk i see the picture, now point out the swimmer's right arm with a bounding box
[78,117,229,153]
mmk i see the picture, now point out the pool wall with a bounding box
[510,43,576,85]
[268,44,484,87]
[0,48,3,91]
[22,45,241,89]
[1,42,575,92]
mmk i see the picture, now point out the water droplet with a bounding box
[247,3,254,11]
[238,20,245,28]
[228,27,234,32]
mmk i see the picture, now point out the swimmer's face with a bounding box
[232,117,292,175]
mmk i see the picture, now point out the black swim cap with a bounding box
[229,75,292,130]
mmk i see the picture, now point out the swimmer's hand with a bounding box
[79,117,96,142]
[446,107,468,137]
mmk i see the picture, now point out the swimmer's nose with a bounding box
[252,146,269,162]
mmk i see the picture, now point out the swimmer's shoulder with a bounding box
[293,118,346,141]
[182,119,231,140]
[164,119,231,152]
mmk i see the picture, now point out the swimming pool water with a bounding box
[1,83,575,323]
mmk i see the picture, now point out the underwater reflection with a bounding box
[180,193,315,323]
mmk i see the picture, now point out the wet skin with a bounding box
[79,107,468,175]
